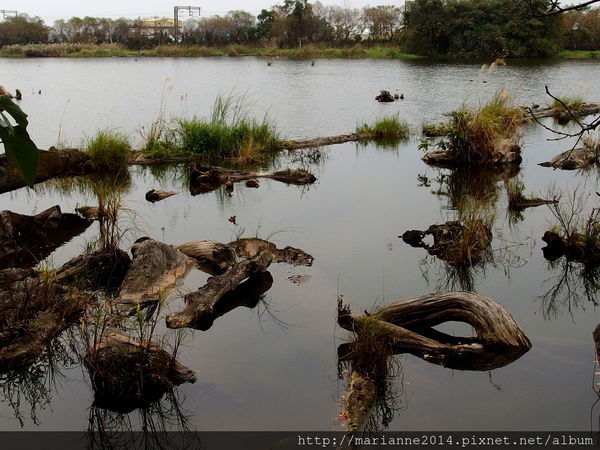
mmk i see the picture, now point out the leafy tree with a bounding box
[0,15,48,45]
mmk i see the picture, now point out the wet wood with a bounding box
[508,195,558,211]
[145,189,178,203]
[229,238,314,266]
[344,371,377,432]
[338,292,531,372]
[539,147,598,170]
[422,138,522,167]
[166,251,272,329]
[0,268,90,372]
[279,133,368,150]
[84,330,196,413]
[0,205,92,269]
[189,164,316,195]
[528,102,600,121]
[0,148,92,194]
[54,248,131,291]
[175,240,237,272]
[115,238,191,307]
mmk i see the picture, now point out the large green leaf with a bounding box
[0,125,39,186]
[0,95,28,127]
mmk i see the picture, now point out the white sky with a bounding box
[0,1,405,24]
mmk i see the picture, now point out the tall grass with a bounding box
[356,115,411,140]
[85,130,131,171]
[440,90,524,163]
[548,95,585,110]
[145,94,279,163]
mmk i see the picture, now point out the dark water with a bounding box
[0,57,600,432]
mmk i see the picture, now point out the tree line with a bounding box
[0,0,599,57]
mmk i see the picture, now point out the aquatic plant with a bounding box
[85,130,131,171]
[356,115,411,141]
[548,95,585,111]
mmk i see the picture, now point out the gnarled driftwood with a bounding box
[539,147,598,170]
[229,238,314,266]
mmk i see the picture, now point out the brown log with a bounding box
[175,240,237,272]
[115,238,191,307]
[279,133,368,150]
[0,205,92,269]
[528,102,600,120]
[84,330,196,413]
[0,148,92,194]
[145,189,179,203]
[166,251,272,329]
[229,238,314,266]
[539,147,598,170]
[188,164,316,195]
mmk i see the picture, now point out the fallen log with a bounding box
[115,238,191,308]
[84,330,197,413]
[528,102,600,122]
[0,268,90,372]
[175,240,237,272]
[338,292,531,371]
[229,238,314,266]
[145,189,178,203]
[508,195,558,211]
[0,148,92,194]
[188,164,316,195]
[166,251,272,329]
[279,133,367,151]
[0,205,92,269]
[539,147,598,170]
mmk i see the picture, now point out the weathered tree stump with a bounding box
[539,147,598,170]
[166,251,273,329]
[84,331,197,413]
[375,90,395,102]
[0,205,92,269]
[422,138,522,167]
[115,238,191,307]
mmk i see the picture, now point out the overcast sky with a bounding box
[1,1,405,24]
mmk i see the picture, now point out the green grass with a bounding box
[558,50,600,59]
[356,115,411,140]
[548,95,585,110]
[85,130,131,170]
[144,95,279,163]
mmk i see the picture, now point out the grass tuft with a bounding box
[85,130,131,171]
[548,95,585,111]
[357,115,410,140]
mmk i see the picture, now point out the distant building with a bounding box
[135,17,180,39]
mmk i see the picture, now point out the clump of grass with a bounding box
[357,115,410,140]
[422,122,449,137]
[548,95,585,110]
[145,94,279,163]
[85,130,131,171]
[437,90,524,163]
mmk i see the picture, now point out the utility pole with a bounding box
[173,6,201,42]
[0,10,18,20]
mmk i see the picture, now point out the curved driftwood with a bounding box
[84,331,196,413]
[166,251,272,329]
[229,238,314,266]
[338,292,531,371]
[189,164,316,195]
[175,240,237,273]
[0,148,92,194]
[539,147,598,170]
[0,205,92,269]
[115,238,191,307]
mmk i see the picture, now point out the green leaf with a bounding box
[0,95,28,128]
[0,125,39,186]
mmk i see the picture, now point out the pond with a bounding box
[0,56,599,434]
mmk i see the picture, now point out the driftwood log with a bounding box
[539,147,598,170]
[175,240,237,273]
[0,148,92,194]
[84,331,197,413]
[339,292,531,372]
[508,195,558,211]
[229,238,314,266]
[145,189,178,203]
[114,238,191,308]
[0,268,90,372]
[528,102,600,123]
[0,205,92,269]
[166,251,272,329]
[189,164,316,195]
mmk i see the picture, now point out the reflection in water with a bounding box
[538,260,599,319]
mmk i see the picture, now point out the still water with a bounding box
[0,56,599,432]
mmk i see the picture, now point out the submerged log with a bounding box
[401,220,492,266]
[279,133,367,150]
[115,238,191,307]
[0,148,92,194]
[338,292,531,371]
[84,331,197,413]
[0,268,90,372]
[166,251,273,329]
[508,195,558,211]
[54,248,131,291]
[175,240,237,273]
[539,147,598,170]
[0,205,92,269]
[188,164,316,195]
[145,189,178,203]
[229,238,314,266]
[422,138,522,167]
